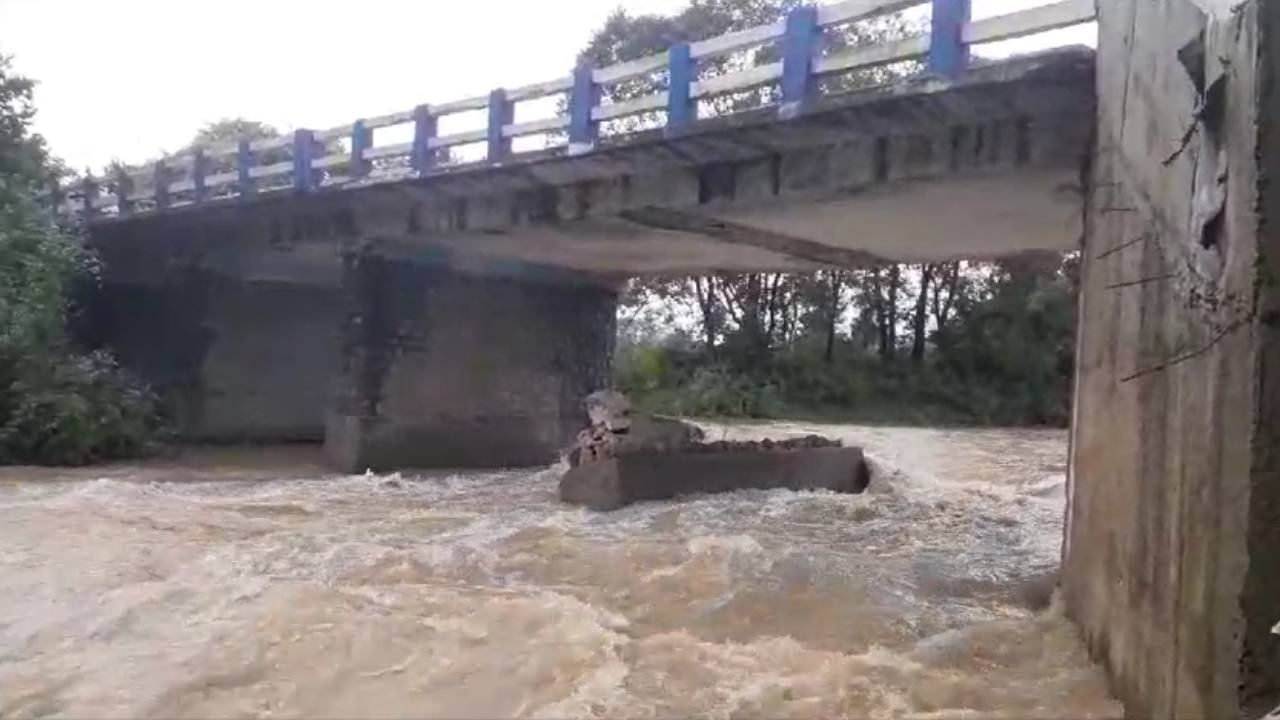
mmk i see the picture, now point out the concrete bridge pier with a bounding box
[323,245,616,472]
[1063,0,1280,716]
[83,220,617,470]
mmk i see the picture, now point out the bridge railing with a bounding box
[55,0,1095,220]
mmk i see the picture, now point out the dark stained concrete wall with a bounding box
[325,249,616,472]
[85,253,616,467]
[83,273,343,442]
[1064,0,1279,717]
[1244,1,1280,714]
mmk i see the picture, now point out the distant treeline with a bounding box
[616,255,1079,426]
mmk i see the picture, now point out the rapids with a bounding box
[0,422,1121,719]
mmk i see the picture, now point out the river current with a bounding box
[0,422,1121,718]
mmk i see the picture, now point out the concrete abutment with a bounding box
[1064,0,1280,717]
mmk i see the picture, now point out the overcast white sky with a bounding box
[0,0,1094,171]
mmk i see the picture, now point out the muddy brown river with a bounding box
[0,423,1121,719]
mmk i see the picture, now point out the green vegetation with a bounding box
[577,0,919,134]
[615,256,1078,427]
[0,55,157,465]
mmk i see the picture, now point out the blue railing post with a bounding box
[192,149,207,204]
[153,161,170,209]
[412,105,437,174]
[780,5,819,114]
[237,140,256,197]
[293,129,316,192]
[667,43,695,130]
[114,168,133,215]
[568,65,599,152]
[929,0,971,77]
[487,89,513,162]
[351,120,372,178]
[81,174,97,217]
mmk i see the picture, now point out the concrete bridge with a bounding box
[62,0,1279,717]
[73,0,1097,464]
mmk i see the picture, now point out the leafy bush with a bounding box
[0,55,161,465]
[614,343,673,393]
[677,366,783,418]
[617,344,784,418]
[616,326,1073,427]
[0,178,159,465]
[614,254,1077,428]
[0,351,158,465]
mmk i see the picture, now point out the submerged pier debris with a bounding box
[560,391,870,511]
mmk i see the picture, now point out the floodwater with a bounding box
[0,423,1121,719]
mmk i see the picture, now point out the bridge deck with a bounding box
[64,0,1095,222]
[89,47,1095,282]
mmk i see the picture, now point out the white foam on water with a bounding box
[687,533,765,556]
[0,425,1123,719]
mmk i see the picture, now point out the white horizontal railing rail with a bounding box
[50,0,1095,219]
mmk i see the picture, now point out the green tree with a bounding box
[577,0,799,133]
[0,54,157,464]
[184,117,286,180]
[0,56,56,188]
[191,118,278,148]
[797,269,851,363]
[932,254,1077,424]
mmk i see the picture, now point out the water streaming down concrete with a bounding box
[0,424,1120,719]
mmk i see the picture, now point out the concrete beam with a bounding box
[618,207,889,267]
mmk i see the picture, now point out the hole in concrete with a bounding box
[698,163,736,204]
[873,137,890,182]
[988,121,1003,164]
[949,126,967,171]
[521,186,560,224]
[1200,203,1225,251]
[906,136,933,174]
[1016,117,1033,166]
[573,183,591,220]
[452,198,468,231]
[332,207,358,237]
